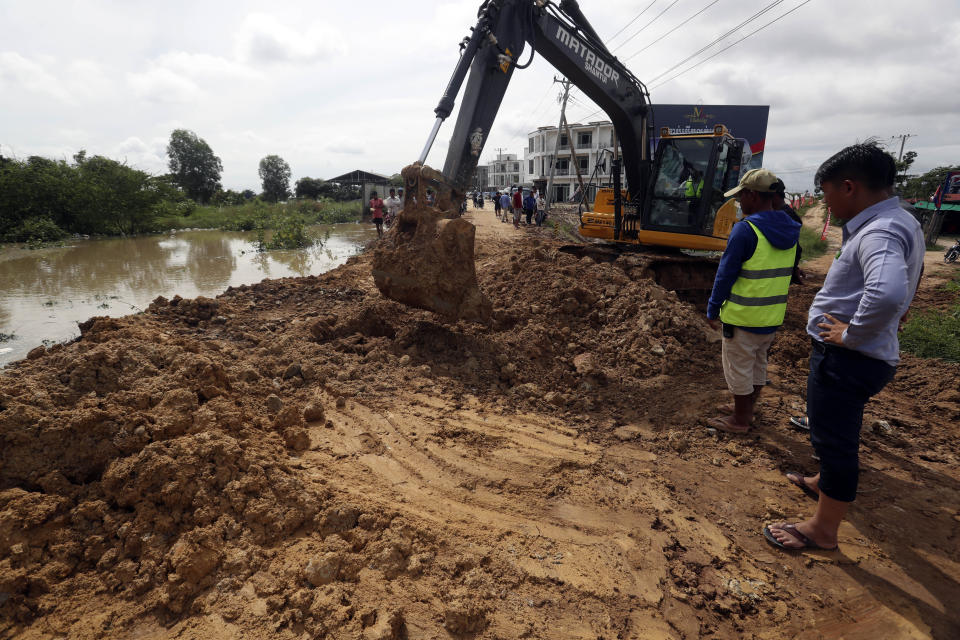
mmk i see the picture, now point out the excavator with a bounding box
[372,0,745,321]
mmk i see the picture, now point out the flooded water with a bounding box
[0,224,377,366]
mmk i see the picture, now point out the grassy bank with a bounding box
[901,271,960,362]
[152,199,362,232]
[795,201,829,261]
[799,226,829,261]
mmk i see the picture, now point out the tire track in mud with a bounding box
[299,393,783,638]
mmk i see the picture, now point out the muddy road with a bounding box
[1,204,958,639]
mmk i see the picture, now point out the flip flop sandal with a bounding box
[706,416,751,434]
[785,471,819,500]
[763,523,837,551]
[790,416,810,430]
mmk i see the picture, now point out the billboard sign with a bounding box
[944,171,960,205]
[650,104,770,172]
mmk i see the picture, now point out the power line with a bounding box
[621,0,723,64]
[567,0,677,106]
[610,0,680,53]
[647,0,788,84]
[650,0,815,89]
[566,0,791,122]
[563,0,813,124]
[606,0,659,47]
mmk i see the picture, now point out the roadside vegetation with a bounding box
[794,201,829,261]
[900,271,960,362]
[0,128,382,249]
[154,199,362,233]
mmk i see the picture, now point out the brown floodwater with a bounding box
[0,224,377,366]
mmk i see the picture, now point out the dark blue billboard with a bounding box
[650,104,770,172]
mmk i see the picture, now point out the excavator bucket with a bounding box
[372,163,492,322]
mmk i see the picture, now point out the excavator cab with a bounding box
[584,125,743,251]
[642,125,743,248]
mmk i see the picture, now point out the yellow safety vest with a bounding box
[719,220,796,327]
[684,178,703,198]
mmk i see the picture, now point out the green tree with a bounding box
[259,155,291,202]
[211,189,248,206]
[894,150,917,190]
[166,129,223,203]
[903,166,960,201]
[74,156,161,235]
[295,176,326,199]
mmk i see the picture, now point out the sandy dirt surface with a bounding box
[2,203,959,639]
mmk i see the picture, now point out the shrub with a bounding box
[2,217,68,244]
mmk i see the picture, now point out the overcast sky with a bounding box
[1,0,957,193]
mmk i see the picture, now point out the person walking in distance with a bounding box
[535,190,546,226]
[765,143,924,552]
[706,169,801,433]
[369,190,385,238]
[523,190,536,226]
[511,187,523,228]
[493,191,502,220]
[384,188,402,227]
[499,191,511,223]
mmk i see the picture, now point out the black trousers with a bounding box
[807,339,895,502]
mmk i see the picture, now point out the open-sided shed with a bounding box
[327,170,391,217]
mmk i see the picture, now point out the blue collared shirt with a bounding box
[807,197,924,366]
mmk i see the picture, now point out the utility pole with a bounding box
[493,147,505,190]
[544,78,570,212]
[562,112,590,212]
[890,133,916,190]
[891,134,915,161]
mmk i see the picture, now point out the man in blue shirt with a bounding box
[499,191,511,223]
[706,169,801,434]
[765,143,924,552]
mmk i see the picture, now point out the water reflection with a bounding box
[0,224,376,366]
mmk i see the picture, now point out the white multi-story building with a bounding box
[486,153,523,191]
[525,120,623,203]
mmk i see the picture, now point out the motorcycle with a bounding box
[945,239,960,264]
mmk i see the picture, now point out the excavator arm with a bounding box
[373,0,655,321]
[427,0,652,203]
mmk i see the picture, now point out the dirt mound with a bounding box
[2,222,959,638]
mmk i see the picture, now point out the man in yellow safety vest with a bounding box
[706,169,801,433]
[682,173,704,198]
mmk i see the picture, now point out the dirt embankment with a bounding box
[1,205,959,639]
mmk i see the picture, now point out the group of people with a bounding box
[492,186,547,228]
[371,184,551,235]
[706,143,924,553]
[368,187,404,237]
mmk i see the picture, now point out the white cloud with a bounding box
[0,52,73,103]
[234,13,345,64]
[109,136,168,174]
[152,52,258,81]
[127,67,201,104]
